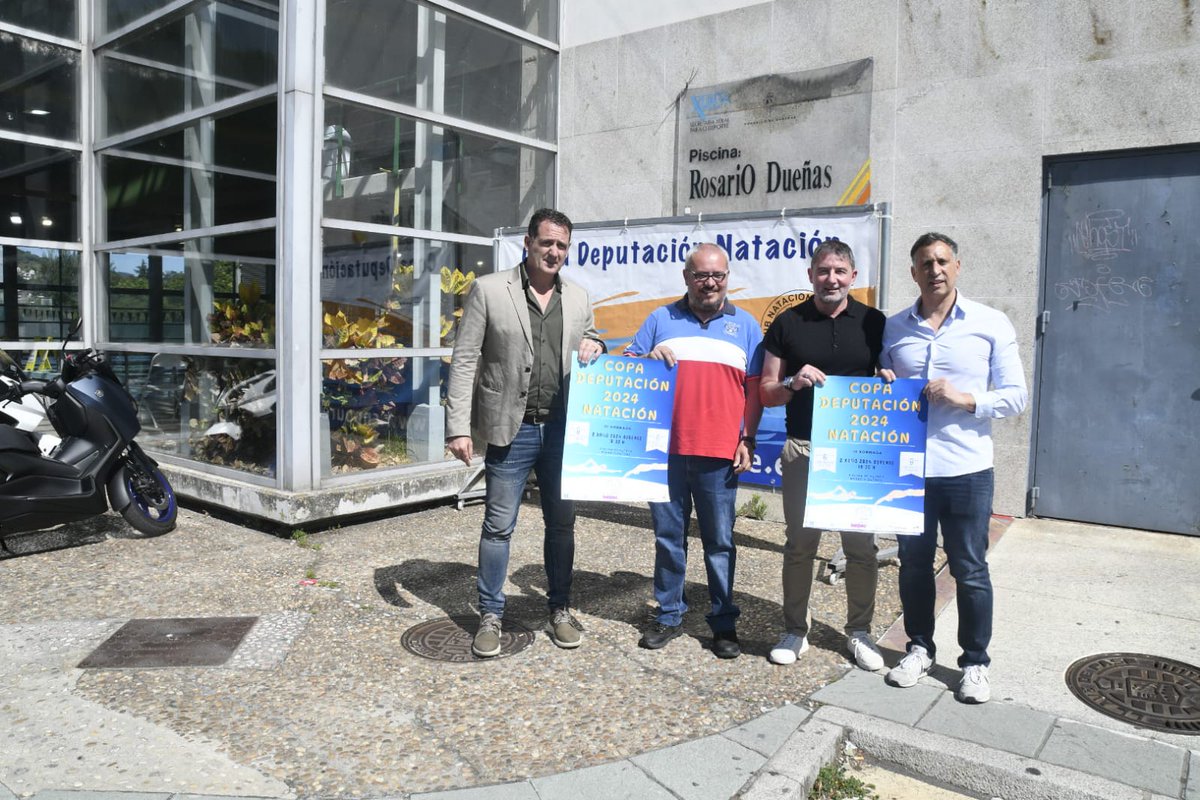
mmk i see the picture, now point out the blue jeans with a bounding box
[649,454,740,632]
[477,421,575,616]
[897,468,994,667]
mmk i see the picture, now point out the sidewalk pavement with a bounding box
[2,501,1198,800]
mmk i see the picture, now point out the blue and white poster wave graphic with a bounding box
[562,354,676,502]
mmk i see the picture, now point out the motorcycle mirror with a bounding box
[62,317,82,359]
[0,349,23,380]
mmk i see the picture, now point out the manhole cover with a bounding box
[401,615,535,663]
[1066,652,1200,734]
[79,616,258,669]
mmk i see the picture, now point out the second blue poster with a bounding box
[803,376,928,535]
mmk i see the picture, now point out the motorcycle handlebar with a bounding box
[14,379,62,399]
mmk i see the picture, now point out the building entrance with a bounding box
[1032,147,1200,535]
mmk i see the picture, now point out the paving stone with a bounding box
[810,668,942,725]
[917,694,1055,757]
[31,794,171,800]
[531,760,675,800]
[410,781,539,800]
[745,714,842,796]
[1189,751,1200,800]
[0,782,16,800]
[631,734,767,800]
[1039,720,1187,798]
[738,770,805,800]
[721,703,811,758]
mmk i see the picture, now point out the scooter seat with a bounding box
[0,426,81,479]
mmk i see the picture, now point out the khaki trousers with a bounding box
[781,437,878,637]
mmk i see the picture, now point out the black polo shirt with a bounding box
[762,295,886,439]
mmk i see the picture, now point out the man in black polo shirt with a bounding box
[759,240,887,670]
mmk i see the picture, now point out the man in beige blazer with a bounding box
[446,208,605,658]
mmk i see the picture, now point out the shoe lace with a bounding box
[963,665,987,685]
[553,608,582,631]
[900,647,929,670]
[480,613,502,635]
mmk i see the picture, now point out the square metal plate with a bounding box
[78,616,258,669]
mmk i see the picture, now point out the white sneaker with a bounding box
[768,633,809,665]
[885,645,933,687]
[847,630,884,671]
[956,664,991,704]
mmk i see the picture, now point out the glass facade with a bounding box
[320,0,557,478]
[0,0,558,506]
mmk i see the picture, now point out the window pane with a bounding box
[322,227,487,349]
[0,141,80,242]
[98,1,278,138]
[120,101,278,173]
[455,0,558,41]
[0,32,80,141]
[322,101,554,236]
[0,0,78,40]
[0,245,79,341]
[321,355,452,474]
[102,104,278,240]
[123,352,278,478]
[103,230,275,346]
[325,0,557,139]
[97,0,174,35]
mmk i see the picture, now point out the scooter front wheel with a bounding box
[116,458,178,537]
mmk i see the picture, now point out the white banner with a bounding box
[497,210,880,353]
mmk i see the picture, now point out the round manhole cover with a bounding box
[1066,652,1200,734]
[400,615,535,663]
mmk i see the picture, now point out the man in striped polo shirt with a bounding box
[624,243,764,659]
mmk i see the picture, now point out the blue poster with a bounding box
[803,376,928,535]
[561,354,676,502]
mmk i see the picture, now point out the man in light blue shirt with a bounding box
[879,232,1027,704]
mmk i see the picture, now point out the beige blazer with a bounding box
[445,267,600,448]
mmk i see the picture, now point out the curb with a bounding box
[738,704,1159,800]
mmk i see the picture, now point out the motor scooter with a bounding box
[0,329,178,548]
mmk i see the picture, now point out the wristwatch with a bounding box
[781,375,797,391]
[740,435,757,448]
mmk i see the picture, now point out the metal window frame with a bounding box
[0,21,82,50]
[422,0,559,52]
[93,84,278,153]
[322,86,558,155]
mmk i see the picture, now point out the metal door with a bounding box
[1033,148,1200,535]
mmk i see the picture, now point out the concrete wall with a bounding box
[557,0,1200,516]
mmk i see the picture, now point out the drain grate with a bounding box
[400,615,535,663]
[1066,652,1200,734]
[78,616,258,669]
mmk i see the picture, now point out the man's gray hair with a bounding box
[810,239,855,269]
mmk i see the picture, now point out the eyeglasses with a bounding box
[687,270,728,284]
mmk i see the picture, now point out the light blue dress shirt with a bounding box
[881,293,1028,478]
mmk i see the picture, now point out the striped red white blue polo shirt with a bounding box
[625,297,764,460]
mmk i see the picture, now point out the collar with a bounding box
[519,263,562,292]
[909,290,967,323]
[799,294,863,320]
[674,295,736,323]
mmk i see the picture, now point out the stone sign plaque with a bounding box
[675,59,873,214]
